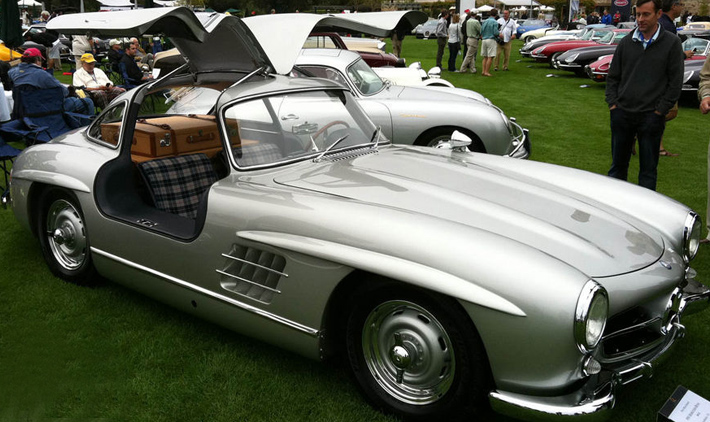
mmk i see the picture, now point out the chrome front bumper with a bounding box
[506,119,530,159]
[489,276,710,421]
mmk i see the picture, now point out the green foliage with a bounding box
[2,38,709,422]
[700,0,709,16]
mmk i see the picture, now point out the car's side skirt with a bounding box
[91,247,324,358]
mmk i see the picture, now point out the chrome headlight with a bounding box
[574,280,609,353]
[565,53,579,63]
[536,46,546,54]
[683,211,701,263]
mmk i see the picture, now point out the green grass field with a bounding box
[1,38,709,422]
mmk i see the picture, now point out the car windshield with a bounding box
[222,90,379,168]
[346,59,386,95]
[683,37,710,54]
[523,20,546,27]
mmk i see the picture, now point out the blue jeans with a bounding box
[608,108,665,191]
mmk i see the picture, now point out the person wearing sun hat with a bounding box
[73,53,125,109]
[8,48,94,116]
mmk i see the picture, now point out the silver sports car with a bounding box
[8,7,705,422]
[294,48,529,157]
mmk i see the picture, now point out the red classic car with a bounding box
[305,32,405,67]
[585,54,613,82]
[531,29,628,64]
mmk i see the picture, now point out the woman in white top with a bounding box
[447,13,463,71]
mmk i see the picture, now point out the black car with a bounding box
[682,58,706,94]
[552,30,630,76]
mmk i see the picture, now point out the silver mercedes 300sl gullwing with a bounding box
[5,7,707,421]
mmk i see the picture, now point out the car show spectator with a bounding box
[601,10,613,24]
[130,37,153,68]
[495,9,518,71]
[9,48,94,116]
[72,53,125,109]
[480,9,500,77]
[71,34,94,66]
[107,39,123,71]
[460,10,482,73]
[613,10,622,23]
[120,43,152,85]
[435,9,450,69]
[605,0,683,191]
[447,13,463,71]
[391,22,407,58]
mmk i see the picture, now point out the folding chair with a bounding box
[0,85,94,145]
[118,62,141,90]
[0,134,21,194]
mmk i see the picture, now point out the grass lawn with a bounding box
[1,37,709,422]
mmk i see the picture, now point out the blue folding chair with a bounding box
[0,85,94,145]
[0,134,21,194]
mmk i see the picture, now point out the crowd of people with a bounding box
[434,7,520,76]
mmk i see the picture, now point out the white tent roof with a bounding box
[498,0,541,7]
[97,0,135,7]
[18,0,43,7]
[477,5,494,12]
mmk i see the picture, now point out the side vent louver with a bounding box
[217,245,287,304]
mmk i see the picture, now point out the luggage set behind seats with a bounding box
[100,115,284,219]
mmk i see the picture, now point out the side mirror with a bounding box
[428,66,442,78]
[434,130,473,153]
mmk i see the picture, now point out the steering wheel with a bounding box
[312,120,350,141]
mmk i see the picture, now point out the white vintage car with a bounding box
[7,7,703,422]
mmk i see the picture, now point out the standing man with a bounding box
[605,0,684,191]
[495,10,518,71]
[435,10,450,69]
[698,55,710,243]
[460,11,482,73]
[601,10,612,24]
[480,9,500,77]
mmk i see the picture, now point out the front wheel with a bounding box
[415,128,486,153]
[346,287,490,421]
[37,189,97,285]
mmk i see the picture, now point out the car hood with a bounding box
[274,147,664,278]
[49,7,426,75]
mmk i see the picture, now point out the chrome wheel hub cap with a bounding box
[46,199,87,271]
[362,300,455,405]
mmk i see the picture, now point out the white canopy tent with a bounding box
[477,5,494,12]
[18,0,43,8]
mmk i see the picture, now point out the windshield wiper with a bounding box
[314,134,349,162]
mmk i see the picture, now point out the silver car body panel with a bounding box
[9,9,707,421]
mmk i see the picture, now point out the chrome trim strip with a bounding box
[221,253,289,278]
[215,269,282,294]
[91,247,319,337]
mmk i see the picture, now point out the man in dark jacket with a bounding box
[605,0,683,190]
[119,43,151,85]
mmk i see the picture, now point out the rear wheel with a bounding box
[37,189,97,285]
[346,287,490,421]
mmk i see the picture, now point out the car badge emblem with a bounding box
[659,260,672,270]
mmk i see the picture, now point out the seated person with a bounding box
[107,39,123,71]
[119,43,153,85]
[73,53,125,109]
[130,37,153,69]
[9,48,94,116]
